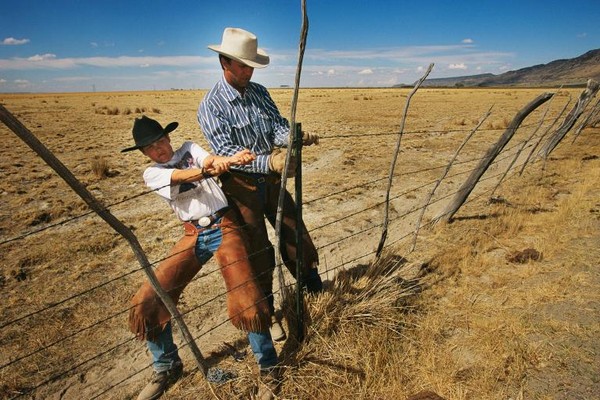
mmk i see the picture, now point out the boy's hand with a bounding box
[203,157,232,176]
[231,149,256,165]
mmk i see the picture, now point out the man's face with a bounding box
[141,135,173,163]
[223,58,254,93]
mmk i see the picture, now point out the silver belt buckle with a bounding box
[198,216,212,227]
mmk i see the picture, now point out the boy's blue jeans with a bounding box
[147,220,278,372]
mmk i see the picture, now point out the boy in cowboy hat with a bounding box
[123,115,279,400]
[197,25,322,348]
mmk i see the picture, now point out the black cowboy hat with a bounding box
[121,115,179,152]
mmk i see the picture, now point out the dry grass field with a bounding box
[0,87,598,400]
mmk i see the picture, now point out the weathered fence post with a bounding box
[0,104,210,377]
[490,99,552,196]
[410,106,492,251]
[274,0,308,306]
[571,98,600,144]
[539,79,599,158]
[519,97,571,175]
[376,63,434,257]
[435,92,554,223]
[293,122,305,342]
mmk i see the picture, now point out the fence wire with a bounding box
[1,89,592,399]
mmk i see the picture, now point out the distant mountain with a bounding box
[397,49,600,88]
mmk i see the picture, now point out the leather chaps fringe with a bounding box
[128,210,271,342]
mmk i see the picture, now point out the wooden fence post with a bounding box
[539,79,599,158]
[519,97,571,176]
[411,106,492,251]
[435,92,554,223]
[571,98,600,144]
[376,63,434,257]
[0,104,209,377]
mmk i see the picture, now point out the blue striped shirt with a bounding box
[197,76,290,174]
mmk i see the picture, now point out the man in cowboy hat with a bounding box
[197,27,322,398]
[122,115,279,400]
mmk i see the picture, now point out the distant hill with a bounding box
[396,49,600,88]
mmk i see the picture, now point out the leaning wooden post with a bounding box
[410,106,492,251]
[435,92,554,223]
[376,63,434,257]
[571,98,600,144]
[0,104,209,377]
[490,99,552,197]
[519,97,571,175]
[539,79,599,158]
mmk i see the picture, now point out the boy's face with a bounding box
[141,135,174,163]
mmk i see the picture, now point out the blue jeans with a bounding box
[147,219,278,372]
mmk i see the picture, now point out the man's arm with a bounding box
[198,100,270,173]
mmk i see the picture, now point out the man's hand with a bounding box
[268,148,296,177]
[302,131,320,146]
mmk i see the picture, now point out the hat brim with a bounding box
[208,45,270,69]
[121,121,179,153]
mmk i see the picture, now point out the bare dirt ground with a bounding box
[0,87,598,399]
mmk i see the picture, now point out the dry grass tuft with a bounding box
[93,106,157,115]
[279,256,422,399]
[91,156,109,179]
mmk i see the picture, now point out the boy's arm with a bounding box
[171,149,256,184]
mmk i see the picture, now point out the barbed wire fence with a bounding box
[1,79,598,399]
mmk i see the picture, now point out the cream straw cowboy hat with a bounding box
[208,27,270,69]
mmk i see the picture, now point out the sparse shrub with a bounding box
[94,106,121,115]
[151,107,161,114]
[91,156,109,179]
[122,107,132,115]
[486,117,510,130]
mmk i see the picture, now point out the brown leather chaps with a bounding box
[128,209,270,341]
[220,171,319,286]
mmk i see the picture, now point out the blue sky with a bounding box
[0,0,598,93]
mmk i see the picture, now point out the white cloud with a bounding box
[0,55,213,70]
[462,38,474,44]
[358,68,373,75]
[327,69,335,75]
[0,78,6,83]
[2,37,30,45]
[28,53,57,62]
[577,33,588,38]
[140,63,151,68]
[449,63,467,70]
[14,79,30,84]
[90,42,98,47]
